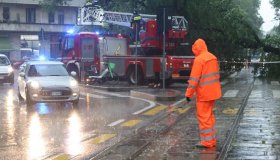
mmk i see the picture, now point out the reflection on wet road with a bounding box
[0,84,154,159]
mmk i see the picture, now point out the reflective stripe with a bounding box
[201,134,216,141]
[201,71,220,79]
[199,78,219,86]
[189,77,199,82]
[188,84,197,89]
[200,128,214,134]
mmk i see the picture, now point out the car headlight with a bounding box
[8,66,13,73]
[70,79,78,87]
[30,81,40,89]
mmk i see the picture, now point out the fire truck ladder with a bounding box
[80,6,188,30]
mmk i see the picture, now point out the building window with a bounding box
[48,12,55,24]
[58,12,64,24]
[3,7,10,22]
[26,8,36,24]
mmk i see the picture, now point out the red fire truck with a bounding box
[59,5,194,85]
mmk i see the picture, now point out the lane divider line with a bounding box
[120,120,143,127]
[142,105,167,116]
[108,119,125,127]
[92,134,116,144]
[52,154,70,160]
[169,106,191,114]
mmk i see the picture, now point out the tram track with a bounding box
[87,71,254,160]
[89,100,189,160]
[217,78,255,160]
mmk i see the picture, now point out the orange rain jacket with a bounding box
[185,38,221,101]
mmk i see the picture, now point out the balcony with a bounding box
[0,0,85,7]
[0,22,75,33]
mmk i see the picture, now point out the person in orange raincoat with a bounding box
[185,38,222,148]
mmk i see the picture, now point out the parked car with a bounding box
[17,60,80,106]
[0,54,14,84]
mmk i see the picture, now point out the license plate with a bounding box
[51,91,62,96]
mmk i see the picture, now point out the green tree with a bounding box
[39,0,72,13]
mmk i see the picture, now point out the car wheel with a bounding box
[18,87,24,101]
[25,88,35,106]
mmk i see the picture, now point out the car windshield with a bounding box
[0,57,10,65]
[28,64,69,77]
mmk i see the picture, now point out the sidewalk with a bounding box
[225,79,280,160]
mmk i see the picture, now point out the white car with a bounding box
[17,60,80,106]
[0,54,14,84]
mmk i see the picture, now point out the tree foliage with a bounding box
[81,1,280,55]
[39,0,72,13]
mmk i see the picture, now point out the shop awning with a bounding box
[0,36,12,51]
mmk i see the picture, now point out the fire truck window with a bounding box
[171,44,193,56]
[81,38,95,59]
[65,37,74,50]
[63,37,74,57]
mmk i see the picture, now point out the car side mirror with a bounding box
[19,72,25,77]
[70,71,77,77]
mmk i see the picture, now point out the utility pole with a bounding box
[162,8,166,90]
[132,11,141,86]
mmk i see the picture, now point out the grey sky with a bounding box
[259,0,278,33]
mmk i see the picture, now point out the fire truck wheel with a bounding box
[127,68,143,85]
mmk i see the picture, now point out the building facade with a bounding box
[0,0,86,62]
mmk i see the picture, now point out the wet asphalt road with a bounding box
[0,67,279,160]
[0,82,159,160]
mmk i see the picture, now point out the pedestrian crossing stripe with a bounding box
[142,105,167,116]
[249,90,262,98]
[273,90,280,98]
[52,154,70,160]
[223,90,239,97]
[92,134,116,144]
[271,81,280,85]
[120,120,143,127]
[254,81,263,85]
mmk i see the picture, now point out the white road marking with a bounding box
[273,90,280,98]
[249,90,262,98]
[271,81,280,86]
[80,92,107,98]
[91,90,156,115]
[108,119,125,127]
[223,90,239,98]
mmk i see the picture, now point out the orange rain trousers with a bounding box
[196,99,216,147]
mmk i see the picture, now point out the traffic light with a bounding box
[156,7,173,34]
[131,12,142,42]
